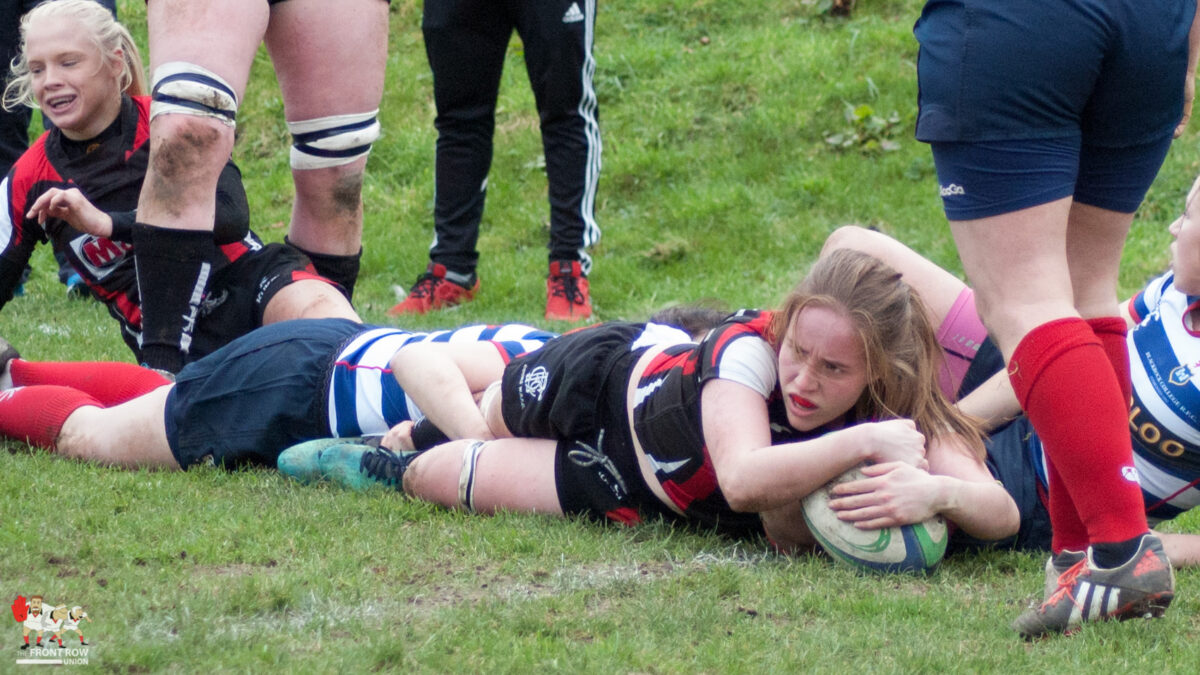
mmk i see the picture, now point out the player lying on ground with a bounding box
[820,221,1200,633]
[0,319,557,470]
[284,250,1020,552]
[0,1,359,367]
[821,222,1200,569]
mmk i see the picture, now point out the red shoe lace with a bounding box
[1045,558,1089,607]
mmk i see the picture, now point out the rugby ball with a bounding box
[801,466,948,574]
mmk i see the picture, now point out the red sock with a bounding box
[1008,318,1147,546]
[1087,316,1132,407]
[23,636,29,645]
[78,635,84,643]
[1044,457,1089,553]
[0,386,101,449]
[10,359,170,405]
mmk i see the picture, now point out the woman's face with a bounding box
[1170,176,1200,295]
[26,17,123,141]
[776,305,870,431]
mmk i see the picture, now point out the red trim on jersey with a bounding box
[643,350,693,378]
[132,96,152,151]
[1184,299,1200,337]
[332,361,393,375]
[219,240,249,262]
[707,312,775,370]
[289,269,326,284]
[661,453,719,511]
[1126,294,1144,324]
[604,507,642,526]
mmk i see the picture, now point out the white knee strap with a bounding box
[150,62,239,128]
[287,110,381,170]
[457,440,487,513]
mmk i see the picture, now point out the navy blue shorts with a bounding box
[950,417,1053,554]
[915,0,1193,219]
[164,318,364,469]
[951,338,1052,552]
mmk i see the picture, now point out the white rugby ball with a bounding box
[801,466,948,574]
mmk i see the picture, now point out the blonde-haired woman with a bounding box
[0,0,359,365]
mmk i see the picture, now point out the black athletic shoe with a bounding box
[20,644,29,650]
[1013,534,1174,639]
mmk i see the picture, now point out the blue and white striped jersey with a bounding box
[326,323,556,438]
[1123,271,1200,524]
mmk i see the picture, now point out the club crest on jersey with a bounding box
[1169,361,1200,386]
[70,235,131,280]
[199,289,229,316]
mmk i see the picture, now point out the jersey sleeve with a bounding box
[696,320,777,398]
[0,173,40,307]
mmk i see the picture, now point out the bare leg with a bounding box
[55,386,179,469]
[951,196,1146,554]
[139,0,266,234]
[403,438,562,515]
[949,198,1077,356]
[261,279,361,324]
[136,1,268,370]
[1065,201,1133,320]
[265,0,389,258]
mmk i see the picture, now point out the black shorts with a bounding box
[501,323,645,439]
[164,318,363,469]
[500,323,664,523]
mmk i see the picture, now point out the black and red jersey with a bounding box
[631,310,837,535]
[0,95,252,351]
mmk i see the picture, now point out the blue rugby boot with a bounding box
[277,437,363,484]
[318,442,421,491]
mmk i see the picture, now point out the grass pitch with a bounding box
[3,1,1199,671]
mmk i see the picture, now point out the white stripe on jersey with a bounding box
[0,176,12,252]
[327,324,554,438]
[1133,452,1200,525]
[1126,272,1200,508]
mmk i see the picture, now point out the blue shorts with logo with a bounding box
[915,0,1194,219]
[164,318,365,469]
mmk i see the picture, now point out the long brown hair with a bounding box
[770,248,985,456]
